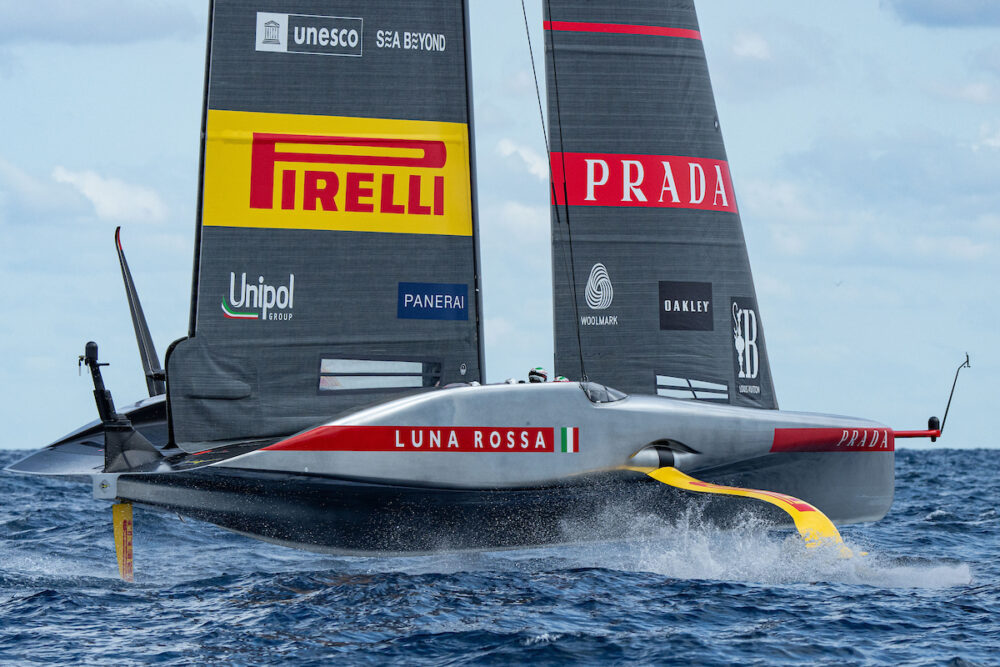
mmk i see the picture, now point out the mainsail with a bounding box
[166,0,483,447]
[545,0,777,409]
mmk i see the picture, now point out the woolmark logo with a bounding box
[584,263,613,310]
[222,272,295,321]
[249,134,446,217]
[580,262,618,326]
[255,12,363,57]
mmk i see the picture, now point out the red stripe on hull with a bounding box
[543,20,701,41]
[771,428,895,453]
[265,425,558,453]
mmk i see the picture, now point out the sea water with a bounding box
[1,449,997,665]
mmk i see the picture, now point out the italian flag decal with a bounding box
[221,298,258,320]
[559,427,578,453]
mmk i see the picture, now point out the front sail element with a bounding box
[546,1,777,409]
[167,1,482,448]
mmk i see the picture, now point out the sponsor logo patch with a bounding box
[771,428,895,453]
[222,272,294,321]
[550,152,737,213]
[263,425,581,453]
[580,262,618,326]
[256,12,363,57]
[659,281,713,330]
[731,296,761,396]
[584,263,614,310]
[201,110,473,236]
[397,282,468,320]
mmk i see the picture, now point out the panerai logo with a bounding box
[731,296,760,395]
[581,262,618,326]
[222,272,295,321]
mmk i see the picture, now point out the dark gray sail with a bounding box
[166,0,483,448]
[545,0,777,409]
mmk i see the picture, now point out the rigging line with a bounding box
[521,0,549,154]
[542,0,587,381]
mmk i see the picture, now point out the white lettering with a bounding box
[712,165,728,207]
[621,160,647,202]
[658,161,680,203]
[585,159,609,201]
[689,162,706,204]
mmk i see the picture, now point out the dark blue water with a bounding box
[2,449,997,665]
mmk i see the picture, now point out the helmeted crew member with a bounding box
[528,367,548,383]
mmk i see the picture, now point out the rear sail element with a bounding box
[115,227,165,397]
[113,503,134,582]
[647,467,850,555]
[545,1,777,408]
[166,1,484,448]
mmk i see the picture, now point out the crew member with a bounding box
[528,367,548,383]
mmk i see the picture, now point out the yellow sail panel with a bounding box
[202,110,473,236]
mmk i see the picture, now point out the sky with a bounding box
[0,0,995,450]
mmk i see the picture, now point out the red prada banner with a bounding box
[550,151,738,213]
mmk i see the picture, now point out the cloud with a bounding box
[707,21,836,100]
[497,138,548,181]
[731,32,771,61]
[973,122,1000,150]
[937,81,997,104]
[912,234,991,260]
[971,44,1000,78]
[881,0,1000,27]
[782,130,1000,224]
[52,166,167,223]
[0,1,199,46]
[0,156,86,218]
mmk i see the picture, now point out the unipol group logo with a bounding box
[731,297,760,395]
[255,12,363,57]
[584,263,613,310]
[222,272,295,322]
[580,262,617,326]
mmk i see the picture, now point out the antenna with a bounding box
[895,353,970,443]
[939,353,971,435]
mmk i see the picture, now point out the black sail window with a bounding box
[318,358,442,393]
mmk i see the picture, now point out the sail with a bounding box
[166,0,483,447]
[545,0,777,409]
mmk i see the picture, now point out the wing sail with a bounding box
[545,1,778,408]
[166,0,483,448]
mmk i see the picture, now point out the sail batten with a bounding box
[167,0,482,448]
[546,0,777,409]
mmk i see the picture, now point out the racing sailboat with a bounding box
[7,0,952,576]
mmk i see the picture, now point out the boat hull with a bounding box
[113,450,892,555]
